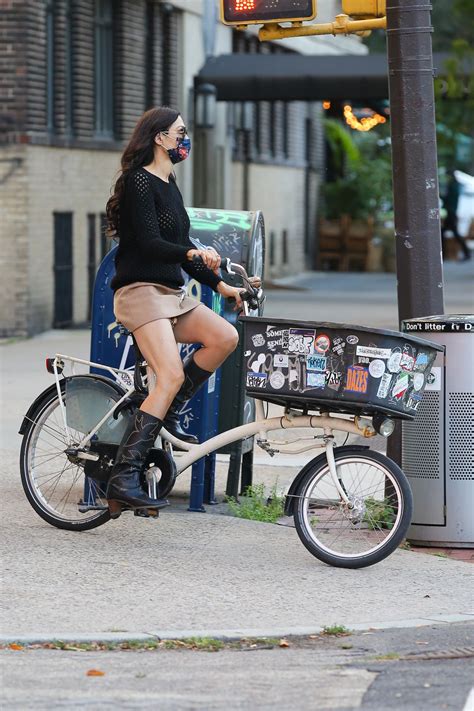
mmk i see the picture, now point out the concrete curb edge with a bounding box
[1,613,473,645]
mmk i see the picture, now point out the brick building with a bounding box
[0,0,364,337]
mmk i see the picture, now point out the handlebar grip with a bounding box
[191,254,231,271]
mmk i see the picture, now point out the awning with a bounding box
[195,52,450,102]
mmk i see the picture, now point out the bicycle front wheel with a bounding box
[293,449,413,568]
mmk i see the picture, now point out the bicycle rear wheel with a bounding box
[293,448,413,568]
[19,377,128,531]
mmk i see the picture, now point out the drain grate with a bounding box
[401,647,474,661]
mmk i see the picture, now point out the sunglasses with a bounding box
[162,126,188,139]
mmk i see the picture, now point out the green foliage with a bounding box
[324,118,361,175]
[322,625,351,636]
[226,482,284,523]
[323,133,393,221]
[363,497,396,530]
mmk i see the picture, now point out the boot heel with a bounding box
[108,500,123,519]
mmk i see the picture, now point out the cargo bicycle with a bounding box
[19,260,442,568]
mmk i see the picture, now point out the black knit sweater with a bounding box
[111,168,223,293]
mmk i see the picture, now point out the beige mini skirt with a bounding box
[113,281,201,333]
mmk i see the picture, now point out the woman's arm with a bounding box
[181,253,223,291]
[127,170,190,263]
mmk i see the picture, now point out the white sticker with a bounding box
[387,350,402,373]
[425,366,441,391]
[369,359,386,379]
[392,372,409,400]
[412,372,424,392]
[400,353,415,371]
[244,349,251,357]
[269,371,285,390]
[346,335,359,345]
[356,345,392,359]
[273,353,289,368]
[252,333,265,347]
[377,372,392,399]
[250,353,266,373]
[207,371,216,394]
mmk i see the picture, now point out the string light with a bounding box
[343,104,386,131]
[323,100,331,110]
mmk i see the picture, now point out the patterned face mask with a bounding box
[167,136,191,164]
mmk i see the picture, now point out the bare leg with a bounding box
[173,304,239,371]
[133,318,184,419]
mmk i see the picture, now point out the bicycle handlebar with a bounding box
[191,255,264,313]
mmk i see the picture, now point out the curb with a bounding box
[1,613,473,645]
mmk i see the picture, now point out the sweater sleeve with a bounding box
[126,170,190,263]
[182,257,223,291]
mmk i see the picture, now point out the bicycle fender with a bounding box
[18,375,126,435]
[284,444,370,517]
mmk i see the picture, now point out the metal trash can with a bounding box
[402,315,474,546]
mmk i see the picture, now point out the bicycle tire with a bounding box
[293,448,413,569]
[20,377,118,531]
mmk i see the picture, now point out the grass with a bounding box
[322,625,351,637]
[226,482,285,524]
[372,652,400,661]
[363,497,396,530]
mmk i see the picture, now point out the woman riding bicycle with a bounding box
[105,106,243,512]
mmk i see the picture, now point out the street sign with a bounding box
[220,0,316,27]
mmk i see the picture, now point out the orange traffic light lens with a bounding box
[222,0,316,25]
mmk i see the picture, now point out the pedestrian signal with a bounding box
[220,0,317,27]
[342,0,386,18]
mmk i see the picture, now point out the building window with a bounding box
[282,229,288,264]
[94,0,114,138]
[87,214,97,318]
[65,0,74,135]
[282,103,289,159]
[160,6,173,106]
[46,0,55,133]
[53,213,73,328]
[145,1,155,110]
[100,213,112,258]
[269,231,275,266]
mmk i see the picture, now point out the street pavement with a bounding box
[1,262,473,708]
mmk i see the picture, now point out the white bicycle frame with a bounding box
[50,353,376,505]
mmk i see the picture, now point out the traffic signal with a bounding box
[342,0,386,18]
[220,0,317,27]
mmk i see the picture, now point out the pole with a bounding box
[386,0,444,323]
[386,0,445,465]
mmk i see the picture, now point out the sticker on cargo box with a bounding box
[266,326,289,352]
[326,370,342,390]
[377,373,392,399]
[345,365,369,394]
[314,334,330,354]
[391,372,409,400]
[269,371,285,390]
[387,350,402,373]
[332,337,345,356]
[425,366,441,391]
[251,333,265,348]
[346,335,359,345]
[246,372,268,389]
[306,355,327,372]
[414,352,429,372]
[288,329,315,356]
[273,353,289,368]
[400,352,415,371]
[369,359,386,379]
[356,345,391,359]
[412,372,425,391]
[306,372,326,388]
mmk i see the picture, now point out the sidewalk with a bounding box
[1,266,473,642]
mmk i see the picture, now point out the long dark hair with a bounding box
[105,106,180,239]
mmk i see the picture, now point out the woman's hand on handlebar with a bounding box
[216,281,245,311]
[186,248,221,272]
